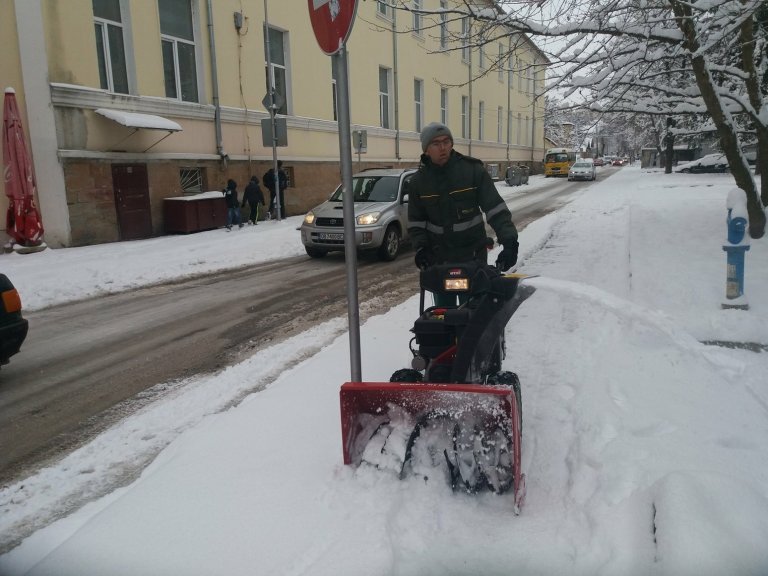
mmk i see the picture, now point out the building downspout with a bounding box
[392,5,400,161]
[468,31,473,157]
[506,39,511,163]
[530,72,536,165]
[207,0,227,164]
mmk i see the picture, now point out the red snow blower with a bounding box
[340,256,535,512]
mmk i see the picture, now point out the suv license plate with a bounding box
[319,233,343,241]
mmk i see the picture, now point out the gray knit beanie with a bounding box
[420,122,453,153]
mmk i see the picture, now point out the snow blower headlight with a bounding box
[444,278,469,291]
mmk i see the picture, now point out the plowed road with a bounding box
[0,177,594,484]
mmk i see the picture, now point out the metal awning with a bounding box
[95,108,182,151]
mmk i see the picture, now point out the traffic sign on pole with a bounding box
[307,0,358,55]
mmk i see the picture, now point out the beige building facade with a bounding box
[1,0,547,247]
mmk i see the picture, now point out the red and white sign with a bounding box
[308,0,358,55]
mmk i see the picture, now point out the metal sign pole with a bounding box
[334,46,362,382]
[264,0,281,220]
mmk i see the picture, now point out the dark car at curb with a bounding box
[0,274,28,367]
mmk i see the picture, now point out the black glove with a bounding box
[414,247,436,270]
[495,241,519,271]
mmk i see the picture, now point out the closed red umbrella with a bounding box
[3,87,44,248]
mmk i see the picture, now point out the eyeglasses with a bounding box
[428,137,453,149]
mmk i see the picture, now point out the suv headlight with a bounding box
[303,211,316,225]
[356,212,381,226]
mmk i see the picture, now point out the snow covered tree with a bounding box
[395,0,768,238]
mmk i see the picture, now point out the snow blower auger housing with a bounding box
[340,260,535,512]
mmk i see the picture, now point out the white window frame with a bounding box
[379,66,392,129]
[526,116,530,146]
[461,17,469,62]
[159,0,201,103]
[93,0,133,94]
[478,100,484,141]
[497,106,503,143]
[412,0,422,35]
[264,25,291,116]
[498,44,504,82]
[414,78,424,132]
[376,0,391,19]
[517,113,522,145]
[439,0,448,49]
[461,95,469,139]
[440,87,448,125]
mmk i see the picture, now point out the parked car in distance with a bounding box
[300,168,416,261]
[675,153,729,173]
[611,158,624,166]
[593,157,605,167]
[568,159,597,181]
[0,274,28,367]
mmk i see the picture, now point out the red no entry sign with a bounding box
[308,0,359,55]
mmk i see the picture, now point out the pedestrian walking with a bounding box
[263,160,289,219]
[242,176,265,225]
[222,179,243,230]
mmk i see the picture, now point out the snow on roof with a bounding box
[95,108,182,131]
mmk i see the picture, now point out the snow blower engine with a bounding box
[340,250,535,512]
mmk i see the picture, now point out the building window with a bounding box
[159,0,198,102]
[461,18,469,62]
[414,78,423,132]
[379,67,391,129]
[517,113,522,145]
[440,87,448,125]
[525,116,530,146]
[518,60,524,92]
[478,46,485,70]
[478,101,484,141]
[498,44,504,82]
[93,0,129,94]
[412,0,422,34]
[497,106,503,143]
[507,110,513,144]
[264,26,289,115]
[439,1,447,49]
[331,60,338,122]
[461,95,468,139]
[180,167,204,194]
[376,0,391,19]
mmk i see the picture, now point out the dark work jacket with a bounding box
[263,169,288,194]
[243,181,265,207]
[223,184,239,209]
[407,150,518,262]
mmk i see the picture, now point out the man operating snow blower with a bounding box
[407,122,520,299]
[339,122,533,509]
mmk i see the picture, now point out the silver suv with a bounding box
[300,168,416,261]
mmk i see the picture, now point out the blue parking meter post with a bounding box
[722,201,750,310]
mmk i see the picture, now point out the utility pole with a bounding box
[264,0,281,220]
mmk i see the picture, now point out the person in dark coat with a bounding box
[407,122,519,304]
[263,160,289,219]
[242,176,265,225]
[222,178,243,230]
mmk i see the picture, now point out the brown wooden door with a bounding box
[112,164,152,240]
